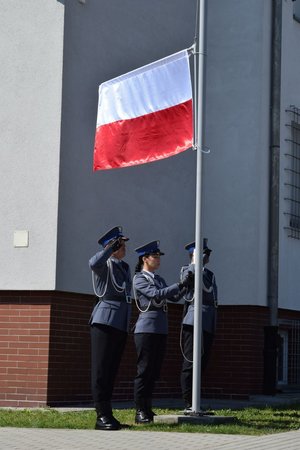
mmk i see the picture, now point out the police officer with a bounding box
[180,238,218,413]
[89,226,131,430]
[132,240,193,424]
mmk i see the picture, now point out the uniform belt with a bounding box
[188,299,216,306]
[101,295,132,304]
[141,304,168,312]
[203,298,216,306]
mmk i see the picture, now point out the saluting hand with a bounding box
[109,237,123,252]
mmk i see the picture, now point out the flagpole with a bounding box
[192,0,206,414]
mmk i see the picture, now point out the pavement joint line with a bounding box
[0,428,300,450]
[1,394,300,449]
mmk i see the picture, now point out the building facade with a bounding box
[0,0,300,406]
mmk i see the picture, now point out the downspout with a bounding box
[263,0,282,395]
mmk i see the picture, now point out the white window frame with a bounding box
[278,330,288,385]
[293,0,300,23]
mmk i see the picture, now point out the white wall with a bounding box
[200,0,271,306]
[55,0,272,308]
[278,0,300,311]
[0,1,64,289]
[55,0,198,294]
[3,0,299,313]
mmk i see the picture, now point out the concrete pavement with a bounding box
[0,427,300,450]
[1,393,300,449]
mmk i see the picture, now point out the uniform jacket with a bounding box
[133,270,184,335]
[181,263,218,333]
[89,246,132,332]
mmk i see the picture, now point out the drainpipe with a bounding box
[263,0,282,395]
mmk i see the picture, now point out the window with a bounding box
[278,330,288,385]
[284,106,300,239]
[278,319,300,388]
[294,0,300,23]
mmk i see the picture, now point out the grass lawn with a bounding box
[0,405,300,435]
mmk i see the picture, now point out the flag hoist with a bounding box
[93,0,207,416]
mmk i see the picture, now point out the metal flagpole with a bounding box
[192,0,207,414]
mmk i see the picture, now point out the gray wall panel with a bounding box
[0,0,64,289]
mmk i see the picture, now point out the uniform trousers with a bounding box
[180,324,214,405]
[91,323,127,410]
[134,333,167,404]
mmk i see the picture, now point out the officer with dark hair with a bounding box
[180,238,218,413]
[132,240,193,424]
[89,226,131,430]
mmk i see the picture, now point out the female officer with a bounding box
[180,239,218,413]
[132,240,193,424]
[89,226,131,431]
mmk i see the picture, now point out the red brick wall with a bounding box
[94,303,300,401]
[202,306,269,399]
[46,292,93,405]
[0,292,51,407]
[0,291,94,407]
[1,291,300,407]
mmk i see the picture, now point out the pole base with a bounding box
[187,409,215,416]
[153,414,235,425]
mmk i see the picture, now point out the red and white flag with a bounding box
[93,49,193,170]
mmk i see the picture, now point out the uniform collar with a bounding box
[142,270,155,279]
[111,256,122,264]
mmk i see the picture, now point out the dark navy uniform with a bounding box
[89,226,131,430]
[132,241,190,423]
[180,239,218,410]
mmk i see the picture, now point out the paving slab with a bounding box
[0,427,300,450]
[1,393,300,449]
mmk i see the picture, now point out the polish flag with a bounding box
[93,49,193,171]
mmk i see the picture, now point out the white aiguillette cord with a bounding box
[133,273,166,313]
[92,258,126,298]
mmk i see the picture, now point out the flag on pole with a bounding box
[93,49,193,170]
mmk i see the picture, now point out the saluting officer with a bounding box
[89,226,131,430]
[180,238,218,413]
[132,240,193,424]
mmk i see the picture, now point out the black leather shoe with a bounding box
[135,409,152,424]
[183,405,192,415]
[147,408,156,420]
[145,399,156,420]
[95,415,121,430]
